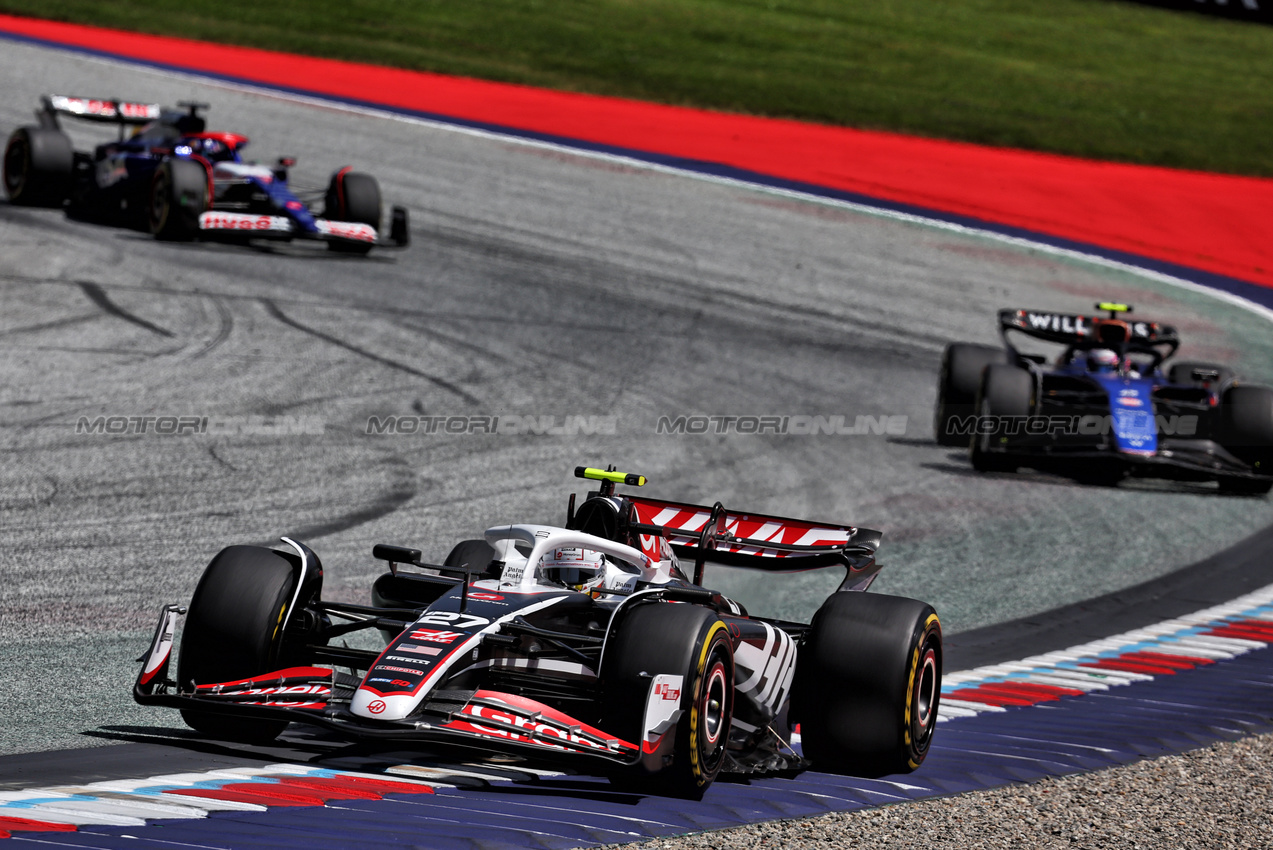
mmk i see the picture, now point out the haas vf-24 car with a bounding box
[135,467,942,797]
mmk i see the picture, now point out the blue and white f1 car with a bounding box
[935,302,1273,493]
[4,96,408,254]
[135,466,942,796]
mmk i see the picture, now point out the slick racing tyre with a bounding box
[602,602,734,799]
[3,126,73,207]
[177,545,299,743]
[935,343,1006,446]
[794,592,941,777]
[149,158,209,241]
[324,169,381,254]
[1218,384,1273,495]
[969,363,1031,473]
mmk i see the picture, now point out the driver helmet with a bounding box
[195,137,232,161]
[542,546,606,591]
[1087,348,1120,372]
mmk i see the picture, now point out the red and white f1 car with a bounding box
[135,467,942,796]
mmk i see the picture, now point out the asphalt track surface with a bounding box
[6,13,1273,292]
[2,35,1273,771]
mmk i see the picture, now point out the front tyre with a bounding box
[935,343,1006,447]
[149,158,209,241]
[794,592,941,777]
[1218,384,1273,494]
[177,545,299,743]
[3,126,73,207]
[602,603,734,798]
[324,169,381,255]
[969,363,1031,473]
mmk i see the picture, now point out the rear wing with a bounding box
[998,307,1178,350]
[625,495,881,585]
[42,95,161,126]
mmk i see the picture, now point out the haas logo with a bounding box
[368,700,387,715]
[654,682,681,702]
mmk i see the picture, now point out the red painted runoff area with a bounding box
[2,13,1271,288]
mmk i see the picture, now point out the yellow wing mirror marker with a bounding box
[575,466,646,487]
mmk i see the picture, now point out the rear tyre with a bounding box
[794,592,941,777]
[935,343,1006,446]
[3,126,73,207]
[969,364,1031,473]
[149,158,208,241]
[603,603,733,798]
[177,545,299,743]
[1218,384,1273,492]
[1168,360,1235,389]
[324,169,381,254]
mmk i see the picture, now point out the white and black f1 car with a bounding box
[935,302,1273,493]
[135,467,942,796]
[4,95,408,254]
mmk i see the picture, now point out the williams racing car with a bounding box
[135,466,942,796]
[935,302,1273,493]
[4,95,408,254]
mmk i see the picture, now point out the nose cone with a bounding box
[351,687,419,721]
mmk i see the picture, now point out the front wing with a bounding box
[134,605,653,769]
[197,211,384,247]
[982,437,1270,483]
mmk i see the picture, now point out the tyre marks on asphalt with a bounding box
[260,298,482,405]
[76,281,174,339]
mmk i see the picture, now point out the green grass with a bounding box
[5,0,1273,176]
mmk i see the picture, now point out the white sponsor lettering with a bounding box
[1026,313,1088,335]
[316,219,377,243]
[199,212,292,233]
[51,96,160,120]
[416,611,490,629]
[456,705,614,752]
